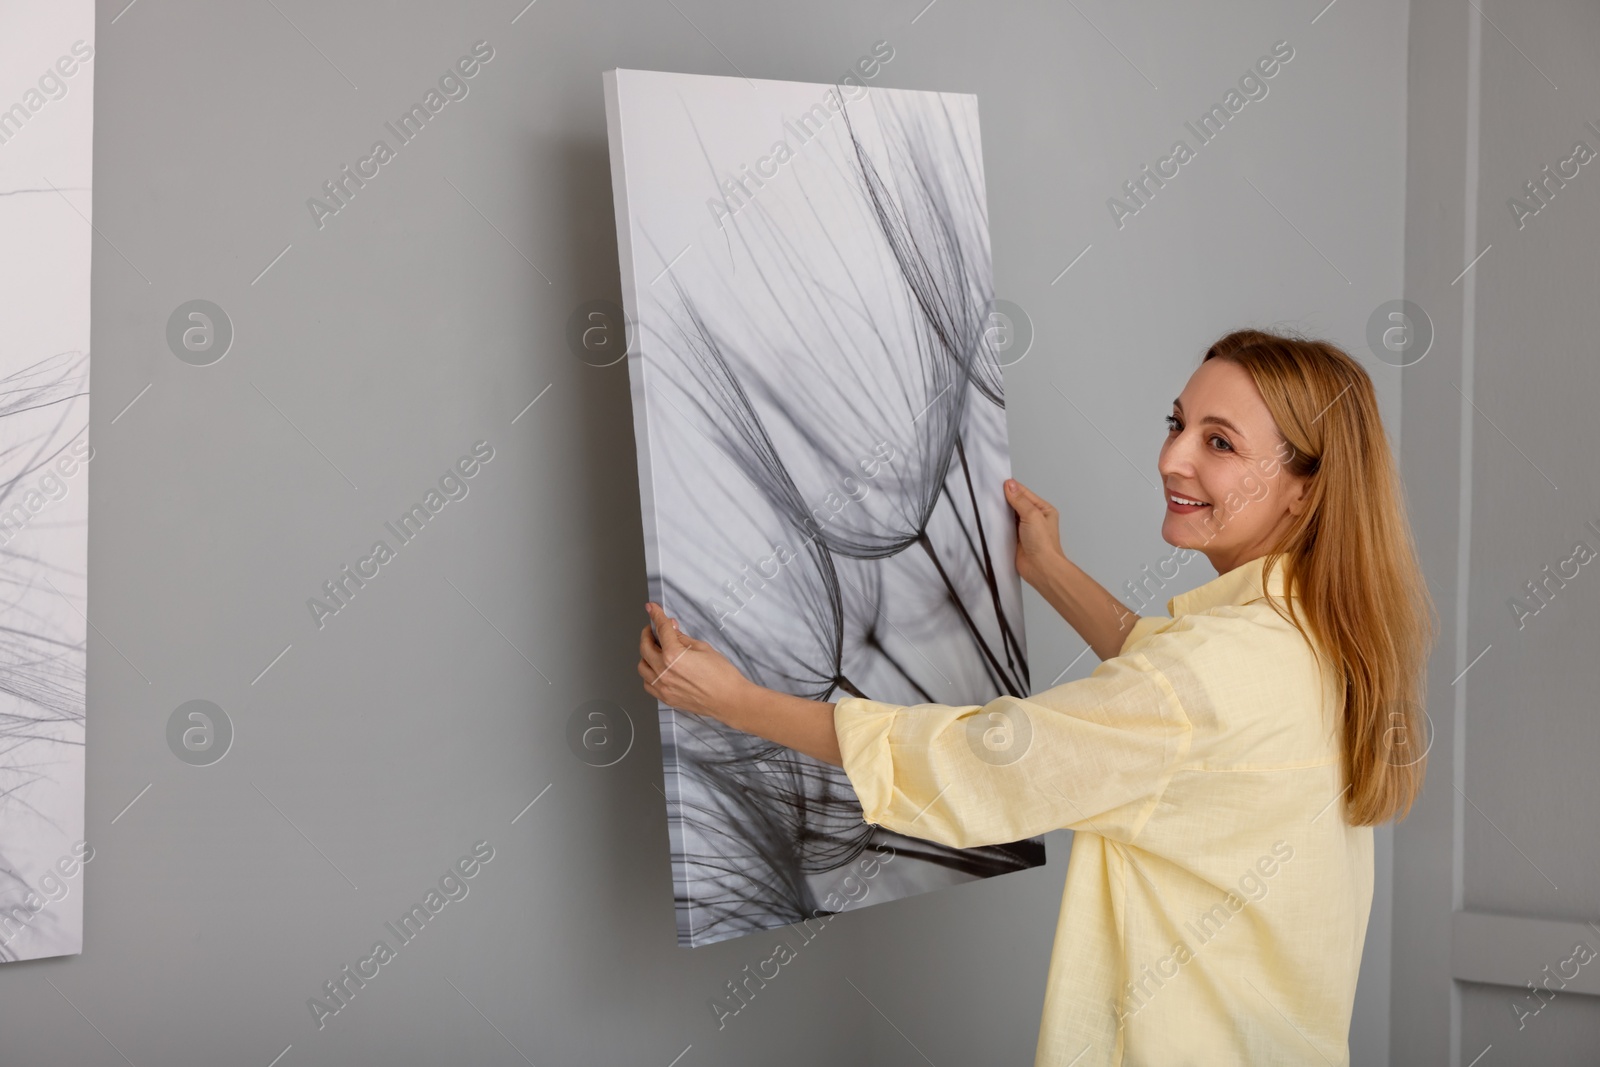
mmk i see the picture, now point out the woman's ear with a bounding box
[1285,472,1310,517]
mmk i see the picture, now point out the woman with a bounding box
[637,328,1435,1065]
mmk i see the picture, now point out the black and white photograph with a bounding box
[606,69,1041,947]
[0,0,92,967]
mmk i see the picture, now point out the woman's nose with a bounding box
[1158,438,1194,480]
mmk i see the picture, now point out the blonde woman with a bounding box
[638,328,1435,1065]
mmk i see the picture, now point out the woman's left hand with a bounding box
[638,603,755,724]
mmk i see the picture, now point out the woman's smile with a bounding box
[1166,491,1211,514]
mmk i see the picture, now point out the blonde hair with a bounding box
[1204,328,1437,825]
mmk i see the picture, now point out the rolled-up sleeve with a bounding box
[832,648,1192,849]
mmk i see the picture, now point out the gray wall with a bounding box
[1393,0,1600,1063]
[0,1,1409,1064]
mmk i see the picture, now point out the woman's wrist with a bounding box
[713,678,765,732]
[1028,549,1073,601]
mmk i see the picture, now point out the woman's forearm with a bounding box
[721,684,843,767]
[1033,554,1141,661]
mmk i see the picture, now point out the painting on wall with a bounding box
[0,1,95,963]
[605,68,1042,947]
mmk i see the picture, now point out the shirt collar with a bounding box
[1166,554,1292,618]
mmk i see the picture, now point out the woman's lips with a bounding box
[1166,497,1211,514]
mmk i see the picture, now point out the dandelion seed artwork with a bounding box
[0,2,95,964]
[604,68,1042,947]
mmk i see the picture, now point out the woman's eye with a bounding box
[1164,415,1181,432]
[1210,435,1233,452]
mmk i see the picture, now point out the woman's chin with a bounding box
[1161,515,1209,552]
[1159,515,1187,547]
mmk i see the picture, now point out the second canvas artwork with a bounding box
[605,68,1042,947]
[0,1,94,965]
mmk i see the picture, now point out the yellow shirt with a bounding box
[833,554,1372,1066]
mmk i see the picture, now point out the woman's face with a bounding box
[1157,358,1308,574]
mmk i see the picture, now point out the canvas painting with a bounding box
[0,1,95,963]
[604,68,1041,947]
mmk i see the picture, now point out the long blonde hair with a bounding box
[1204,329,1437,825]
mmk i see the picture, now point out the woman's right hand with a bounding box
[1005,478,1065,590]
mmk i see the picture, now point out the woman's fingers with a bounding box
[1007,478,1056,517]
[1005,479,1044,516]
[643,603,703,687]
[639,622,664,673]
[638,666,661,703]
[636,603,753,721]
[644,604,679,654]
[645,603,686,653]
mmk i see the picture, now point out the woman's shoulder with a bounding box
[1118,599,1339,767]
[1122,595,1321,665]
